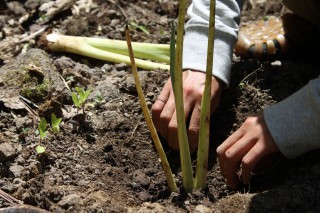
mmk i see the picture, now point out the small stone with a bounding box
[94,169,101,175]
[77,180,90,186]
[13,178,26,189]
[271,60,282,67]
[28,161,43,177]
[0,142,18,162]
[1,184,14,193]
[115,70,127,77]
[101,64,113,72]
[9,164,24,178]
[115,62,128,71]
[146,92,155,98]
[195,205,213,213]
[22,191,37,205]
[58,194,83,209]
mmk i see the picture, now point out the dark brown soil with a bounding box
[1,0,320,212]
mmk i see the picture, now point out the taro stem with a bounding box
[46,33,170,70]
[194,0,216,189]
[172,0,193,192]
[125,25,178,192]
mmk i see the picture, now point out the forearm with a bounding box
[264,77,320,159]
[183,0,243,86]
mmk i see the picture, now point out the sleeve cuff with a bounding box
[182,28,234,87]
[264,78,320,159]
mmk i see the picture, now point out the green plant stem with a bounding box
[194,0,216,189]
[125,25,178,192]
[169,20,176,89]
[46,33,170,70]
[85,37,170,63]
[174,0,193,193]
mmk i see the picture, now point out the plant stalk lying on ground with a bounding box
[46,33,170,70]
[125,25,178,192]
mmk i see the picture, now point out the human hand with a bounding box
[151,70,223,153]
[216,114,279,189]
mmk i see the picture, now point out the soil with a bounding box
[1,0,320,212]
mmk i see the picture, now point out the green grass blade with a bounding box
[194,0,216,189]
[125,25,178,192]
[174,0,193,193]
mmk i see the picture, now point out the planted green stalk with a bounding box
[194,0,216,189]
[125,25,178,192]
[169,20,176,89]
[172,0,193,193]
[46,33,170,70]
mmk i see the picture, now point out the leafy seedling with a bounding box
[36,117,48,154]
[35,114,62,154]
[94,92,104,107]
[51,113,62,134]
[71,87,92,115]
[128,21,150,35]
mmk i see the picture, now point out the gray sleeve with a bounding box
[264,77,320,159]
[182,0,243,86]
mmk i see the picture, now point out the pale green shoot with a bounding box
[38,117,48,140]
[128,21,150,35]
[71,87,92,114]
[51,113,62,134]
[36,117,48,154]
[35,145,46,154]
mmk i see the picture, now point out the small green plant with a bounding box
[36,117,48,154]
[35,113,62,154]
[71,87,92,115]
[94,92,104,107]
[128,21,150,35]
[51,113,62,134]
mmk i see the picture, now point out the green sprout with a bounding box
[36,117,48,154]
[71,87,92,115]
[128,21,150,35]
[35,113,62,154]
[51,113,62,134]
[94,92,105,107]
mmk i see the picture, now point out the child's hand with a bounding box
[151,70,222,153]
[216,114,279,189]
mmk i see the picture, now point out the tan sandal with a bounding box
[234,13,320,58]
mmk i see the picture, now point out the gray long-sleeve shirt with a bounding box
[182,0,320,159]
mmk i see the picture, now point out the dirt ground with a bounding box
[0,0,320,212]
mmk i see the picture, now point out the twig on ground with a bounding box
[18,26,48,43]
[0,189,23,204]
